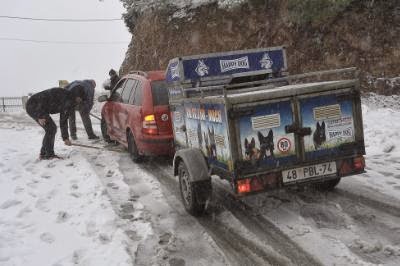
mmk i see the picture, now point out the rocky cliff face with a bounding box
[120,0,400,94]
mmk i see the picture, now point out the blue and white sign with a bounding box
[166,59,180,81]
[166,47,287,84]
[220,56,250,72]
[260,53,273,70]
[195,60,209,77]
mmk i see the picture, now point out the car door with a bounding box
[115,78,137,144]
[128,79,143,146]
[237,98,298,171]
[298,90,359,161]
[105,79,126,138]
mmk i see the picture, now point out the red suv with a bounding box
[99,71,174,161]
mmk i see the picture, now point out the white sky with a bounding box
[0,0,131,97]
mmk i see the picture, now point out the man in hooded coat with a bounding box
[25,86,85,159]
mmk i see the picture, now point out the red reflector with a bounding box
[339,160,352,176]
[250,177,264,192]
[353,156,365,171]
[142,128,158,135]
[237,179,251,194]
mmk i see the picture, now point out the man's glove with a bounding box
[64,139,72,146]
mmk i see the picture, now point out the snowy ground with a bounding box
[0,112,227,266]
[0,123,132,265]
[1,93,400,265]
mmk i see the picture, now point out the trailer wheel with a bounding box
[127,131,142,163]
[315,178,341,191]
[178,161,210,216]
[101,117,112,143]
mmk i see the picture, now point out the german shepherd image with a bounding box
[204,132,211,157]
[313,121,326,150]
[197,122,203,149]
[258,130,274,160]
[208,127,217,159]
[244,137,259,161]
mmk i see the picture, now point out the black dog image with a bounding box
[313,121,326,150]
[208,127,217,159]
[204,132,211,157]
[197,122,203,149]
[244,137,259,161]
[258,130,274,160]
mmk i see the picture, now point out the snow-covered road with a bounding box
[1,94,400,266]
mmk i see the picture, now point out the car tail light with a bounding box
[353,156,365,171]
[142,114,158,135]
[339,156,365,176]
[237,179,251,194]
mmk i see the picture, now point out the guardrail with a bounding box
[0,95,104,115]
[0,96,28,112]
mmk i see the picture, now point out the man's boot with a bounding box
[88,134,100,140]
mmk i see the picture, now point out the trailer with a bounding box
[166,47,366,216]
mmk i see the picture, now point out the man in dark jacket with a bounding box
[65,79,99,140]
[109,69,120,90]
[104,69,120,91]
[26,87,85,159]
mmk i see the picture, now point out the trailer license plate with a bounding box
[282,162,336,183]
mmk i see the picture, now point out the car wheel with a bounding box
[101,117,112,143]
[315,178,341,191]
[178,161,210,216]
[127,131,142,163]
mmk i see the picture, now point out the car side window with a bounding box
[121,79,137,104]
[110,79,126,102]
[132,81,143,106]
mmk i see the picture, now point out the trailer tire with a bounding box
[315,178,341,191]
[127,131,142,163]
[101,117,112,143]
[178,161,210,216]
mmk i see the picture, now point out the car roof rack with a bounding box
[129,70,148,77]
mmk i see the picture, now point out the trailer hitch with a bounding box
[285,124,311,136]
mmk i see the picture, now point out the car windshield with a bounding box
[151,80,169,106]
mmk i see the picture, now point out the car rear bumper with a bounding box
[234,155,365,195]
[138,134,175,156]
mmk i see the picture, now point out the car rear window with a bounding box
[151,80,169,106]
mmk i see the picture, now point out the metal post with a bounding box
[2,97,5,112]
[22,96,28,110]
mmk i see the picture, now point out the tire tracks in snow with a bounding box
[73,142,400,265]
[291,188,400,265]
[334,187,400,218]
[140,160,321,266]
[210,182,322,266]
[142,160,400,265]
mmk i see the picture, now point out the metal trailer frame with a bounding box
[167,48,365,215]
[170,71,364,182]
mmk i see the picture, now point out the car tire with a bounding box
[315,178,341,191]
[127,131,142,163]
[178,161,210,216]
[101,117,112,143]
